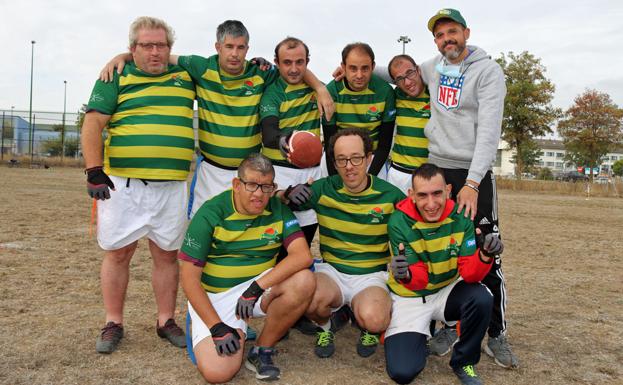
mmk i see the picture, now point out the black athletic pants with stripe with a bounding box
[385,281,493,384]
[443,168,507,338]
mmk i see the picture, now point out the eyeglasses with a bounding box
[239,178,276,193]
[334,155,366,168]
[136,42,169,51]
[394,67,420,85]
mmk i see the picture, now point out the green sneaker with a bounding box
[314,330,335,358]
[356,330,379,357]
[452,365,483,385]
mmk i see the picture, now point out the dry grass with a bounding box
[1,155,84,168]
[496,178,622,198]
[0,167,622,385]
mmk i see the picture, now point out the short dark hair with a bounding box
[328,128,373,161]
[341,42,375,64]
[388,54,417,81]
[412,163,446,185]
[274,36,309,63]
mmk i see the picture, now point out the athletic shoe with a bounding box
[156,318,186,348]
[314,330,335,358]
[484,335,519,369]
[452,365,483,385]
[246,325,257,341]
[356,330,380,357]
[96,321,124,354]
[429,327,458,356]
[330,305,353,332]
[293,316,321,335]
[245,347,280,381]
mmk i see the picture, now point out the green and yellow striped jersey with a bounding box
[323,74,396,150]
[259,77,320,167]
[391,88,431,170]
[387,199,477,297]
[177,55,279,168]
[87,62,195,180]
[300,175,405,275]
[180,189,303,293]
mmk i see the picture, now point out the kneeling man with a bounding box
[179,153,315,382]
[385,163,503,385]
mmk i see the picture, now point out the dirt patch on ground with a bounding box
[0,167,621,385]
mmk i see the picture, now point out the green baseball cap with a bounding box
[427,8,467,33]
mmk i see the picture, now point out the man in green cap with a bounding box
[420,7,519,376]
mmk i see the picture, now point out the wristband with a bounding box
[464,182,479,193]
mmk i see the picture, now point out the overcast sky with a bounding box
[1,0,622,115]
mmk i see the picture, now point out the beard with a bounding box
[440,40,465,61]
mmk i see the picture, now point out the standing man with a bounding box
[386,54,431,193]
[385,163,501,385]
[282,128,405,358]
[421,8,517,368]
[323,43,396,178]
[83,16,193,354]
[179,153,315,382]
[259,36,321,248]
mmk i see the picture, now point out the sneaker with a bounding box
[429,327,458,356]
[314,330,335,358]
[484,335,519,369]
[96,321,124,354]
[452,365,483,385]
[330,305,353,332]
[293,316,321,335]
[156,318,186,348]
[245,347,280,381]
[356,330,380,357]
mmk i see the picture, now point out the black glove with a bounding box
[476,232,504,257]
[86,166,115,200]
[285,183,312,206]
[390,243,410,282]
[278,133,292,159]
[236,281,264,320]
[250,57,271,70]
[209,322,241,356]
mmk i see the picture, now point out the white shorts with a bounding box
[387,165,413,195]
[314,262,388,309]
[97,176,188,251]
[385,278,461,338]
[190,160,236,216]
[274,165,320,227]
[188,269,271,348]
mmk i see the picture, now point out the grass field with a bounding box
[0,167,621,385]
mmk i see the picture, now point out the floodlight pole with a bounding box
[28,40,35,157]
[397,35,411,54]
[61,80,67,162]
[1,111,4,161]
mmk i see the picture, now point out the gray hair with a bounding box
[238,153,274,179]
[216,20,249,44]
[129,16,175,48]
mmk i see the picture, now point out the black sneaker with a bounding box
[356,330,379,357]
[96,321,124,354]
[452,365,483,385]
[245,347,280,381]
[293,316,322,335]
[314,330,335,358]
[330,305,353,332]
[156,318,186,348]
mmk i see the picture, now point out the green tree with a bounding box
[496,51,562,179]
[611,159,623,177]
[537,167,553,180]
[558,89,623,183]
[41,137,79,157]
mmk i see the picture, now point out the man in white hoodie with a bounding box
[420,8,518,372]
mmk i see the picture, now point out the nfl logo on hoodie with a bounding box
[437,74,464,110]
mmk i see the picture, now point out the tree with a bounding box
[496,51,562,179]
[41,137,79,157]
[613,159,623,177]
[558,89,623,183]
[537,167,553,180]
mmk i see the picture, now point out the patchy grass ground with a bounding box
[0,167,621,385]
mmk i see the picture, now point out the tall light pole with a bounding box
[61,80,67,162]
[28,40,35,157]
[397,35,411,54]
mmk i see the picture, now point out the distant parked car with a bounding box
[559,171,589,182]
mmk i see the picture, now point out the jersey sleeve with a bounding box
[382,83,397,123]
[280,203,304,248]
[459,219,477,257]
[258,66,280,86]
[177,55,209,80]
[322,82,339,126]
[259,85,282,120]
[388,213,419,264]
[179,205,216,266]
[86,77,120,115]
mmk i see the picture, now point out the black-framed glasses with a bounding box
[136,42,169,51]
[239,178,276,193]
[394,67,420,85]
[334,155,366,168]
